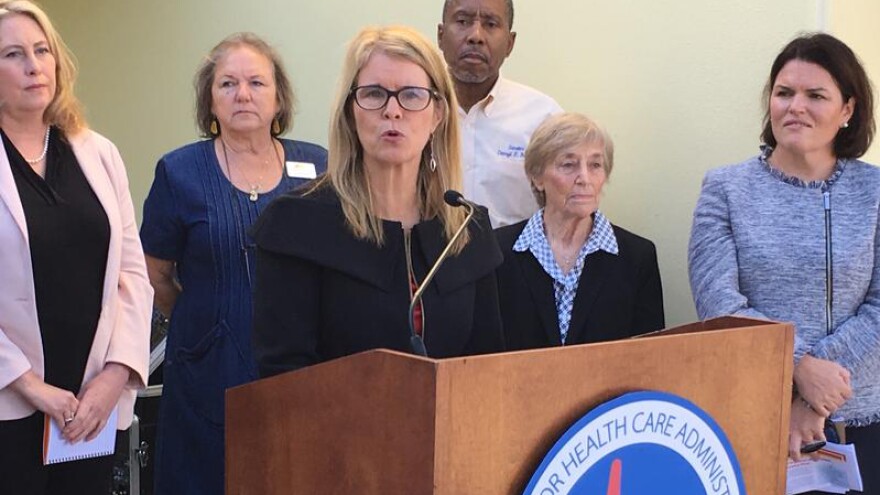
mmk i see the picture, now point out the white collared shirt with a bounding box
[458,76,562,227]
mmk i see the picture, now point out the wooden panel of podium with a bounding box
[227,317,793,494]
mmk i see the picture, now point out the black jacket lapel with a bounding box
[517,251,563,345]
[565,251,613,344]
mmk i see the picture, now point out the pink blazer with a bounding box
[0,129,152,428]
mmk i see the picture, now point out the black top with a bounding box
[495,219,665,350]
[4,127,109,394]
[251,185,505,377]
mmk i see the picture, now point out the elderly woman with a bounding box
[689,33,880,490]
[139,33,327,494]
[0,1,152,493]
[251,25,504,377]
[496,113,664,350]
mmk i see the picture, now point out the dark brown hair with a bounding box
[761,33,874,159]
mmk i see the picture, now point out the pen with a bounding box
[800,441,826,454]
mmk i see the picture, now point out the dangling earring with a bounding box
[841,121,850,129]
[210,118,219,136]
[429,134,437,173]
[272,117,281,135]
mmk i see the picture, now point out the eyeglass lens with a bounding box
[354,86,433,111]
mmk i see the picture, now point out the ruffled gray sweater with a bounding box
[689,149,880,426]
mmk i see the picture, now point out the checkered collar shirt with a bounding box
[513,209,619,344]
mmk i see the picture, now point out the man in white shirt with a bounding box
[438,0,562,227]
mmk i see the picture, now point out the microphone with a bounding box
[407,190,478,356]
[443,189,477,210]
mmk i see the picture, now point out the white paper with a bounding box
[43,406,118,465]
[786,443,863,494]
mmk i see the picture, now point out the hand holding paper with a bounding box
[786,443,863,494]
[43,407,118,465]
[789,397,827,461]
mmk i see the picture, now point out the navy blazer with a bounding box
[251,185,505,377]
[495,219,664,350]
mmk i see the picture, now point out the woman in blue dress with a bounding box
[139,33,327,495]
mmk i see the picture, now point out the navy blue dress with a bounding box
[140,138,327,495]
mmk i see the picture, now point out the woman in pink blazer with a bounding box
[0,2,152,493]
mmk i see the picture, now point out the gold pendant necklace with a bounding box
[220,138,282,202]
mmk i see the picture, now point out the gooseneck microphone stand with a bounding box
[407,190,477,356]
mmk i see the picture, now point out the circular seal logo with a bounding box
[523,391,746,495]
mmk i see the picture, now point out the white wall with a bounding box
[40,0,820,326]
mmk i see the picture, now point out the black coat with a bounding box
[251,186,505,378]
[495,219,665,350]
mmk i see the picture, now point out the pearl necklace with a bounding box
[24,127,51,165]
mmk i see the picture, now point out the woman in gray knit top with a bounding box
[689,33,879,492]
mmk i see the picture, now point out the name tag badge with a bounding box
[286,161,317,179]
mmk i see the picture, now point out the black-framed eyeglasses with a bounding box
[350,85,439,111]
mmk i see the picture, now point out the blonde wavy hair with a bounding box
[0,0,86,134]
[312,25,468,253]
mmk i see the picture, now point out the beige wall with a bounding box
[829,0,880,164]
[39,0,820,326]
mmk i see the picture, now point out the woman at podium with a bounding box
[495,112,665,349]
[251,26,504,377]
[689,33,880,493]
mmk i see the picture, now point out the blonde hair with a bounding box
[314,25,468,252]
[524,112,614,207]
[0,0,86,134]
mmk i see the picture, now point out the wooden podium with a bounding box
[226,317,793,494]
